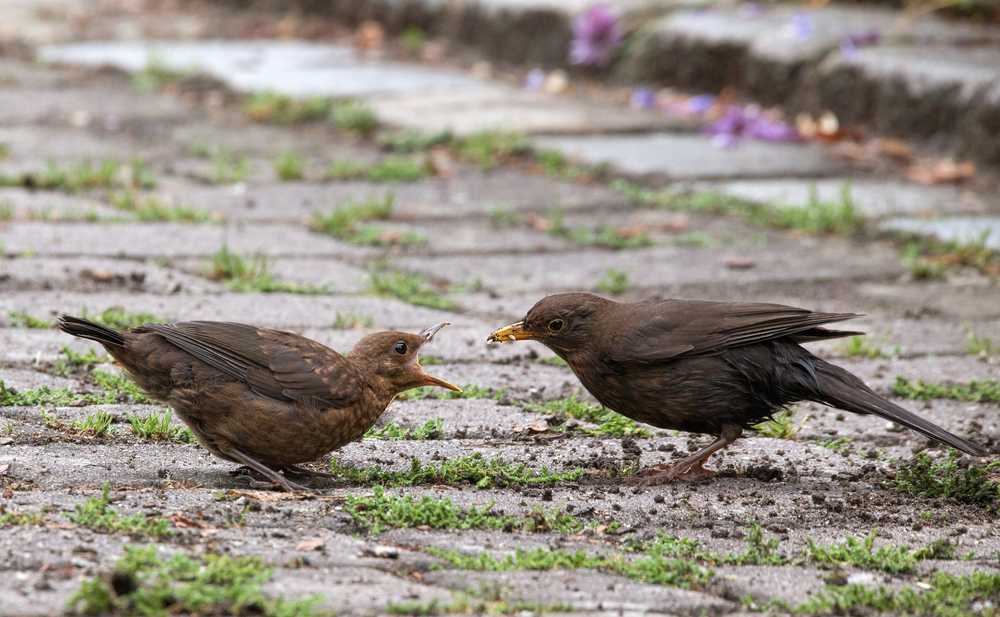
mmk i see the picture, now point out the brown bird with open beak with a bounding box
[59,315,460,491]
[489,293,987,486]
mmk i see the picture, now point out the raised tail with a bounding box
[57,315,126,348]
[811,358,987,456]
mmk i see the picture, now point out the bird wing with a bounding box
[607,300,862,365]
[141,321,361,407]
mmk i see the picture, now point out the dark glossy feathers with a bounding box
[605,299,862,365]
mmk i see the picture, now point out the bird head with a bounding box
[351,323,461,395]
[487,292,611,356]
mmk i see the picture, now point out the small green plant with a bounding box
[400,26,426,56]
[806,531,937,574]
[243,91,333,124]
[325,160,367,180]
[752,409,805,440]
[128,410,194,443]
[72,411,115,437]
[365,419,444,440]
[596,269,629,295]
[366,156,428,183]
[522,395,650,438]
[965,328,995,356]
[0,201,13,221]
[377,129,452,153]
[0,379,77,407]
[891,376,1000,403]
[328,453,583,489]
[211,149,250,184]
[672,231,714,247]
[0,508,46,526]
[545,210,652,250]
[720,523,787,566]
[888,452,999,508]
[538,355,568,367]
[67,545,320,616]
[7,310,53,328]
[52,346,107,377]
[761,184,863,235]
[311,195,423,247]
[330,100,378,136]
[68,484,173,538]
[273,151,305,181]
[345,486,582,535]
[838,335,890,359]
[89,369,152,404]
[209,245,327,294]
[793,571,1000,617]
[80,307,163,330]
[453,131,529,168]
[369,267,455,310]
[332,312,374,329]
[131,55,190,92]
[899,230,998,279]
[488,207,520,228]
[109,191,213,223]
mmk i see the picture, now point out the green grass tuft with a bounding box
[209,245,328,294]
[523,395,651,438]
[71,411,115,437]
[330,100,378,136]
[67,545,321,616]
[332,311,374,329]
[596,269,629,295]
[377,129,452,153]
[311,195,423,247]
[891,376,1000,403]
[345,486,582,535]
[128,410,194,443]
[109,191,214,222]
[243,91,333,124]
[365,419,444,440]
[453,131,529,169]
[752,409,804,440]
[68,484,172,538]
[369,267,455,310]
[80,307,163,330]
[329,453,583,489]
[273,151,305,181]
[7,310,53,328]
[888,452,999,509]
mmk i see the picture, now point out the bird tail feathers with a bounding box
[57,315,126,347]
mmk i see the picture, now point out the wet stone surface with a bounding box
[0,35,997,617]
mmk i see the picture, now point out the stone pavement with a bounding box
[1,6,999,617]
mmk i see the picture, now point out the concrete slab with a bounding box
[534,133,845,180]
[879,215,1000,249]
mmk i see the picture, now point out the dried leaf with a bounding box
[724,257,756,270]
[906,159,975,185]
[169,513,206,529]
[296,537,326,551]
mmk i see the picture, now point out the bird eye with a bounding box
[547,319,565,333]
[393,341,408,355]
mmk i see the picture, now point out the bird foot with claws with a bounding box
[230,466,312,493]
[628,460,716,487]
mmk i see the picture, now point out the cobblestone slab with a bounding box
[0,221,368,258]
[534,133,847,180]
[700,178,999,219]
[879,215,1000,250]
[0,290,478,329]
[0,256,224,294]
[0,188,125,222]
[399,238,903,295]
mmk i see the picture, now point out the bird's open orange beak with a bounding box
[486,321,534,343]
[416,322,462,392]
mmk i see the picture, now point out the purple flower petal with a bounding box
[746,117,800,142]
[791,12,813,40]
[707,106,748,136]
[630,87,656,110]
[569,4,623,66]
[523,68,545,91]
[687,94,716,115]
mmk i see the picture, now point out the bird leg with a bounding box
[630,424,742,487]
[221,446,311,492]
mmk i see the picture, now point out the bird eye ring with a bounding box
[393,341,408,354]
[547,319,565,333]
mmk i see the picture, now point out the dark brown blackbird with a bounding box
[59,315,460,491]
[488,293,987,485]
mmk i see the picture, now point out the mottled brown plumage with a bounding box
[488,293,987,485]
[59,315,459,491]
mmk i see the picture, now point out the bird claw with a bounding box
[626,462,716,487]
